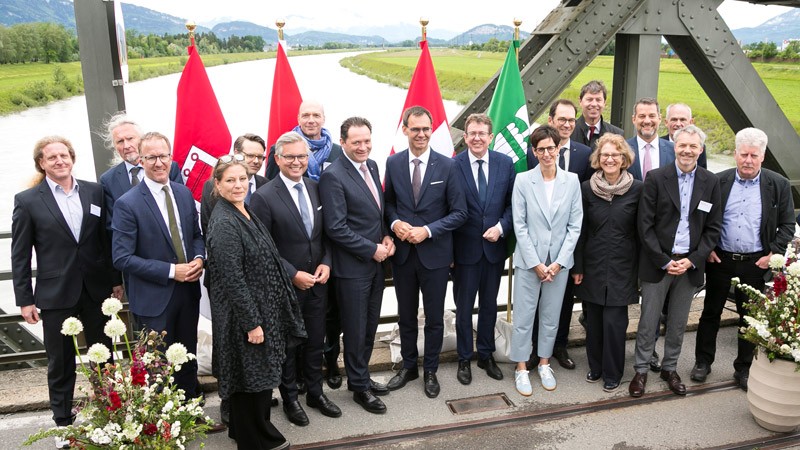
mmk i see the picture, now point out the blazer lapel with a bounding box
[38,181,77,242]
[664,167,681,211]
[458,155,481,204]
[140,183,174,250]
[719,171,735,210]
[304,178,324,236]
[77,180,92,244]
[689,168,708,213]
[549,168,567,222]
[530,168,552,227]
[416,151,438,204]
[276,180,307,231]
[114,163,132,193]
[346,161,381,212]
[485,153,500,208]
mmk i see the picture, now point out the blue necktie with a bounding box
[294,183,312,238]
[245,180,253,205]
[477,159,487,206]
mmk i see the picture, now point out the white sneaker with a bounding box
[515,369,532,396]
[538,364,557,391]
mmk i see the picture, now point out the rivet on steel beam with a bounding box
[539,69,545,74]
[585,38,590,42]
[681,13,685,18]
[657,27,661,32]
[539,100,545,105]
[568,38,573,43]
[690,16,694,20]
[601,21,606,25]
[557,68,562,72]
[723,39,727,43]
[645,9,649,13]
[644,27,648,32]
[568,69,573,74]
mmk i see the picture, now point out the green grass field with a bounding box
[342,50,800,154]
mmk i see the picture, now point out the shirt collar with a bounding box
[637,136,658,151]
[123,160,143,172]
[143,175,169,197]
[735,169,761,185]
[675,161,697,178]
[468,150,488,165]
[45,176,78,194]
[279,172,304,191]
[409,147,431,165]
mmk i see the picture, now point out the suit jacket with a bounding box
[527,140,593,182]
[384,149,468,269]
[453,150,515,265]
[249,176,331,297]
[660,134,707,169]
[512,167,583,270]
[627,137,675,181]
[265,142,344,180]
[319,156,386,279]
[111,180,204,317]
[637,164,722,286]
[716,168,795,255]
[200,174,267,236]
[12,179,121,309]
[100,160,182,229]
[571,116,624,148]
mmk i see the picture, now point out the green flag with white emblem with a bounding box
[487,40,530,173]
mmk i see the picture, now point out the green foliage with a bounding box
[124,30,266,59]
[744,41,780,60]
[0,22,78,64]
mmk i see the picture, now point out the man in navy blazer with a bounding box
[627,97,675,181]
[384,106,467,398]
[112,132,205,400]
[99,113,182,230]
[452,113,515,385]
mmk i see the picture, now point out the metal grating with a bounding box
[446,393,515,415]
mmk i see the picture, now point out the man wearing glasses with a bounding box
[112,132,205,403]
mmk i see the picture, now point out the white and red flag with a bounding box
[173,36,232,202]
[266,40,303,156]
[390,40,453,157]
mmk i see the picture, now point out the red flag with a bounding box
[267,41,303,155]
[391,40,453,157]
[173,37,232,202]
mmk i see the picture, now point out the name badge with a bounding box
[90,204,102,217]
[698,201,712,213]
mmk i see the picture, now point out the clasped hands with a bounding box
[534,262,561,282]
[393,220,428,245]
[373,236,396,262]
[175,257,204,282]
[666,258,692,276]
[292,264,331,290]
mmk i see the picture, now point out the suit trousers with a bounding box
[634,273,696,373]
[337,269,384,392]
[510,267,568,363]
[40,284,111,426]
[323,278,342,368]
[696,256,764,372]
[280,287,326,401]
[393,247,450,372]
[531,275,575,357]
[135,282,200,398]
[228,390,287,450]
[584,301,629,384]
[452,256,503,361]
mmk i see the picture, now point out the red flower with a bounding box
[142,423,158,436]
[774,272,787,296]
[106,390,122,411]
[162,420,172,441]
[131,361,147,386]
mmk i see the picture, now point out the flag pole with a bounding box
[276,18,285,41]
[420,17,428,42]
[506,18,522,325]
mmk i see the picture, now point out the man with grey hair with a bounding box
[630,125,722,398]
[661,103,707,168]
[250,131,340,425]
[691,127,794,391]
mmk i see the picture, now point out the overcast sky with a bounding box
[122,0,790,36]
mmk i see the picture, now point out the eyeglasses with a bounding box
[241,152,265,162]
[466,131,490,138]
[280,154,309,162]
[599,153,622,160]
[555,118,577,125]
[533,146,558,155]
[407,127,431,134]
[141,154,172,164]
[218,154,245,164]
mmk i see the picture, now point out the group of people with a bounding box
[11,78,794,449]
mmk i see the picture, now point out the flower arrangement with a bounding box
[735,241,800,371]
[25,297,212,449]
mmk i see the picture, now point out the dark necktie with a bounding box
[245,179,253,205]
[476,159,487,206]
[130,166,141,186]
[162,185,186,264]
[411,158,422,206]
[558,147,567,170]
[294,183,313,238]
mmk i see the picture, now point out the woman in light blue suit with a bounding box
[511,126,583,396]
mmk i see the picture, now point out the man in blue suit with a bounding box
[112,132,205,400]
[627,97,675,181]
[384,106,467,398]
[452,113,515,385]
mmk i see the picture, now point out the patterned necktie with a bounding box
[360,163,380,208]
[476,159,487,206]
[643,143,653,180]
[130,167,141,186]
[294,183,313,238]
[162,185,186,264]
[411,158,422,206]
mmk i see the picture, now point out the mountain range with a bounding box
[0,0,795,47]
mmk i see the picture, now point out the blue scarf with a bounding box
[294,125,332,181]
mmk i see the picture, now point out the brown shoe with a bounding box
[629,372,647,397]
[660,370,686,396]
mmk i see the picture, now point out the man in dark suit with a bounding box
[629,125,722,398]
[527,99,592,371]
[12,136,122,447]
[319,117,395,414]
[661,103,707,169]
[692,127,794,391]
[99,113,182,230]
[452,113,514,385]
[627,97,675,181]
[570,80,624,149]
[250,131,341,425]
[112,132,205,400]
[384,106,467,398]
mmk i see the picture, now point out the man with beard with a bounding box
[626,98,674,181]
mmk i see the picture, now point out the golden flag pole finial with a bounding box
[186,20,196,45]
[276,19,286,41]
[420,17,428,42]
[513,18,522,60]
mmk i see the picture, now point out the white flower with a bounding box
[101,297,124,316]
[792,348,800,362]
[103,319,127,338]
[787,261,800,278]
[87,343,111,364]
[165,343,191,366]
[162,400,174,413]
[769,254,787,270]
[745,316,771,340]
[172,420,181,438]
[61,317,84,336]
[89,428,111,445]
[780,344,792,354]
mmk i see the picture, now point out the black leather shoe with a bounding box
[370,379,390,396]
[271,396,279,407]
[457,360,472,385]
[353,390,386,414]
[734,370,749,392]
[649,351,662,372]
[220,398,230,425]
[660,370,686,396]
[586,371,602,383]
[603,380,620,392]
[325,359,343,390]
[387,367,419,391]
[423,371,440,398]
[307,393,342,418]
[690,363,711,382]
[629,372,647,397]
[477,356,504,380]
[283,400,310,426]
[552,347,576,370]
